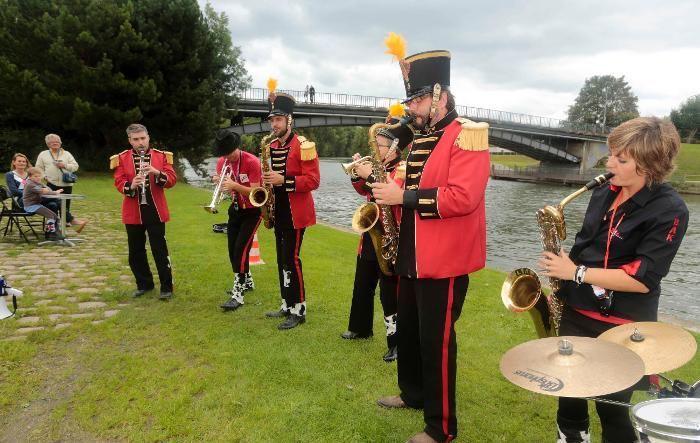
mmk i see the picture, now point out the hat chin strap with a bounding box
[427,83,442,131]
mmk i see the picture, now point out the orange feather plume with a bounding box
[267,78,278,93]
[388,101,406,118]
[384,32,406,61]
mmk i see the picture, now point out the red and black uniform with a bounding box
[112,148,177,293]
[346,159,404,348]
[215,154,262,278]
[556,182,689,443]
[269,132,320,316]
[395,109,490,442]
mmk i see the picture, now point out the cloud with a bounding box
[203,0,700,118]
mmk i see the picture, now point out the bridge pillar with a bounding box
[563,140,608,172]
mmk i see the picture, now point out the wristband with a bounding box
[574,265,587,285]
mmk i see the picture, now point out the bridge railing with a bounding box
[239,87,611,136]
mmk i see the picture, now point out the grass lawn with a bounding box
[1,175,698,442]
[490,154,540,168]
[674,143,700,179]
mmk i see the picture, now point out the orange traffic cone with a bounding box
[249,232,264,265]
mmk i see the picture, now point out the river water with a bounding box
[185,158,699,328]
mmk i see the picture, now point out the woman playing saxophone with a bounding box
[340,110,413,363]
[538,117,689,443]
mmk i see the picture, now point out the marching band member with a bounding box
[341,108,413,363]
[540,117,689,443]
[213,130,263,312]
[371,35,491,443]
[111,123,177,300]
[263,86,320,330]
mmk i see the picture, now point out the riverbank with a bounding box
[1,176,697,442]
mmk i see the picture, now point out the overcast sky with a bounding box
[203,0,699,120]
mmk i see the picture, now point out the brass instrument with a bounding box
[351,117,413,276]
[501,172,613,338]
[250,132,276,229]
[204,160,233,214]
[341,156,372,179]
[137,147,149,205]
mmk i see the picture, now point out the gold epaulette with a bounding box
[455,118,489,151]
[297,136,317,161]
[109,150,128,169]
[153,148,174,164]
[394,161,406,181]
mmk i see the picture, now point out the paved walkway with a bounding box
[1,209,134,341]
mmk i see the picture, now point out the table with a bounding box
[37,193,86,247]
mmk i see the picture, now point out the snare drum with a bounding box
[631,398,700,442]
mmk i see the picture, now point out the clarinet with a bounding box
[138,147,149,205]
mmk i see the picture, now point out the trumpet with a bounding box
[204,161,233,214]
[341,156,372,179]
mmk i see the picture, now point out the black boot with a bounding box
[278,314,305,330]
[383,346,398,363]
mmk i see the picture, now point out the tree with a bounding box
[567,75,639,129]
[670,95,700,143]
[0,0,250,168]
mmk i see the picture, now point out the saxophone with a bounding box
[249,132,276,229]
[501,172,613,338]
[351,118,412,276]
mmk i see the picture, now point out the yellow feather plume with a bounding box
[267,78,277,93]
[384,32,406,61]
[388,101,406,118]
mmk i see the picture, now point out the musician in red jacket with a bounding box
[213,130,263,312]
[262,90,320,330]
[372,48,490,443]
[341,116,413,363]
[111,123,177,300]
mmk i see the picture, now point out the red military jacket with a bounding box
[111,148,177,224]
[410,119,490,278]
[215,151,262,210]
[352,162,405,255]
[270,133,320,229]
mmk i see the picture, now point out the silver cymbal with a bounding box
[500,336,645,397]
[598,322,697,375]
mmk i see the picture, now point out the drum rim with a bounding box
[632,398,700,439]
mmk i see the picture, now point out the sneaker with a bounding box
[220,298,243,311]
[278,314,305,330]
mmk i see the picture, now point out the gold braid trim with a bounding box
[394,161,406,181]
[297,136,317,161]
[455,118,489,151]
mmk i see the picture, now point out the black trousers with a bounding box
[397,275,469,442]
[227,205,261,274]
[274,227,306,313]
[347,255,398,346]
[125,223,173,292]
[557,305,643,443]
[46,182,73,222]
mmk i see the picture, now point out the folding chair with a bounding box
[0,185,42,243]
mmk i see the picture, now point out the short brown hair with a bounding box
[607,117,680,185]
[27,166,43,177]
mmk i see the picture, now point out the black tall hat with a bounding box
[213,129,240,156]
[377,118,414,151]
[268,92,295,118]
[401,50,451,103]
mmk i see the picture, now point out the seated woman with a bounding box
[22,167,65,240]
[5,153,59,214]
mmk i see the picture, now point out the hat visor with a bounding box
[267,110,290,119]
[401,87,432,104]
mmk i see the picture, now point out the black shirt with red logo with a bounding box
[561,183,689,321]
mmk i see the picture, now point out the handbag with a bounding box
[61,170,77,183]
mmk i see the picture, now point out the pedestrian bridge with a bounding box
[230,87,611,170]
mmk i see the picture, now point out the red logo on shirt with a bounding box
[609,227,623,240]
[666,218,680,242]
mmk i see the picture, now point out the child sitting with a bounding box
[22,167,65,240]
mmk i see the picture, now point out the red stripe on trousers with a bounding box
[294,229,305,302]
[441,278,455,439]
[239,217,262,272]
